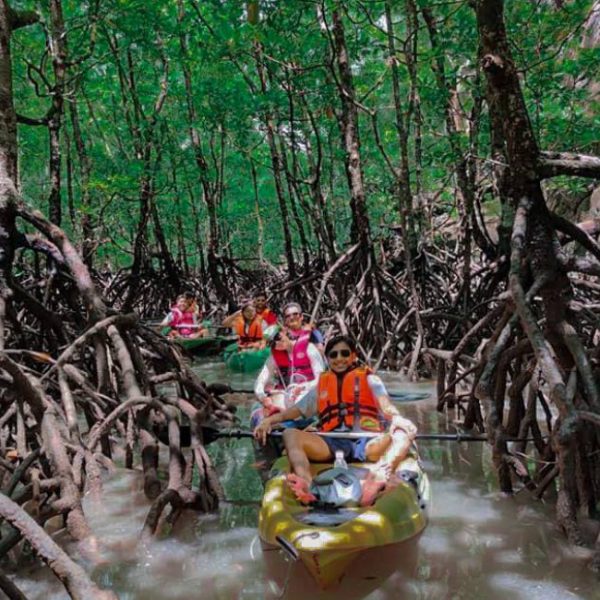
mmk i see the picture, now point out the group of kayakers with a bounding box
[253,333,417,506]
[160,290,418,507]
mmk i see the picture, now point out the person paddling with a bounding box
[251,324,325,428]
[253,334,417,506]
[222,301,265,350]
[281,302,325,354]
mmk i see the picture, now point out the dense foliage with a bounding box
[11,0,599,272]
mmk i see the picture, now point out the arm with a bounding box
[254,358,274,402]
[221,311,241,328]
[368,375,417,438]
[253,385,317,444]
[253,405,303,444]
[307,344,326,377]
[158,312,174,328]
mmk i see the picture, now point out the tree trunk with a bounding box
[330,8,372,252]
[68,99,95,268]
[177,0,230,300]
[474,0,600,546]
[253,42,297,277]
[0,1,38,348]
[46,0,67,225]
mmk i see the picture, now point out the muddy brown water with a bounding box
[8,362,600,599]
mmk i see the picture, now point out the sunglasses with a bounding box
[284,312,301,319]
[328,349,352,359]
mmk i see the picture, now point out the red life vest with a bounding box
[257,307,277,326]
[170,307,196,337]
[317,367,383,432]
[235,318,263,347]
[271,330,315,387]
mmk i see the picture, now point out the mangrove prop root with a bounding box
[0,493,117,600]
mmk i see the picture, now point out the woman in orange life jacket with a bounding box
[253,334,417,505]
[222,300,265,350]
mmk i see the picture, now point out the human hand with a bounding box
[254,417,274,445]
[278,331,293,352]
[262,397,281,417]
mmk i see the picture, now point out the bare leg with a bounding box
[282,429,332,503]
[366,431,413,474]
[361,432,413,506]
[283,429,332,483]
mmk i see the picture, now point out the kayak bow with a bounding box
[258,455,430,589]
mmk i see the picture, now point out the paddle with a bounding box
[154,423,537,446]
[223,388,432,403]
[205,428,530,443]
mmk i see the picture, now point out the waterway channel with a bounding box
[9,360,600,599]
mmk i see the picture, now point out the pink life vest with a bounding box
[170,307,196,337]
[271,329,314,388]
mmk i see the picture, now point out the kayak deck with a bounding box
[258,455,430,588]
[223,343,270,372]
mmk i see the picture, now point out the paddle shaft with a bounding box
[211,428,538,443]
[227,388,431,402]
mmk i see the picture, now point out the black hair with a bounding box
[324,335,357,356]
[269,333,282,346]
[182,290,196,300]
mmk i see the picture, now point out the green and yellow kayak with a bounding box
[258,454,430,589]
[160,323,235,356]
[222,343,270,373]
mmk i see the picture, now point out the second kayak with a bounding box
[223,343,270,373]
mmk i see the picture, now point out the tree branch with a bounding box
[538,151,600,179]
[9,8,38,31]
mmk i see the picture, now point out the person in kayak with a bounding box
[253,334,417,505]
[183,290,202,320]
[222,300,265,349]
[160,295,208,339]
[281,302,325,354]
[252,324,326,426]
[254,291,278,326]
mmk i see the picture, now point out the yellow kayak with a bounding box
[258,453,430,589]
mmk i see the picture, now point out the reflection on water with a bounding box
[192,358,259,391]
[9,365,600,599]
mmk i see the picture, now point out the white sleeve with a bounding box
[367,374,388,397]
[307,344,326,377]
[160,311,174,326]
[295,385,318,418]
[254,357,275,400]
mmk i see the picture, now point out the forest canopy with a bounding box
[12,0,599,275]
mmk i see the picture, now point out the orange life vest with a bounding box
[234,317,263,346]
[317,367,383,432]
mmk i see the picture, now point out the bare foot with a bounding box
[360,464,390,507]
[286,473,317,505]
[369,461,392,482]
[360,472,386,507]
